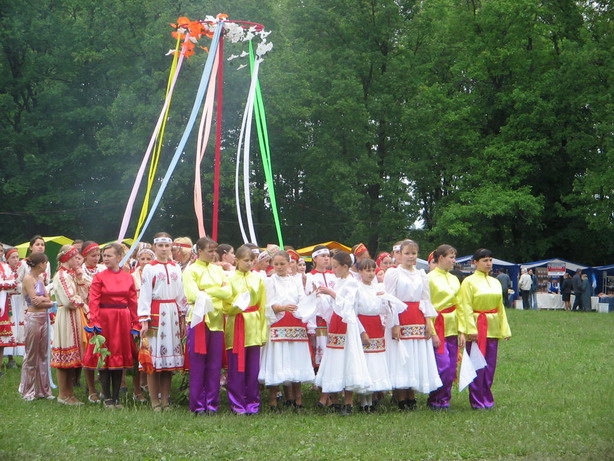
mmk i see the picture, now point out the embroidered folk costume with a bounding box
[224,270,267,414]
[305,266,337,367]
[459,270,511,409]
[82,269,140,370]
[384,266,442,393]
[183,259,232,413]
[259,273,315,386]
[427,267,464,408]
[314,276,372,394]
[51,257,88,368]
[0,260,19,348]
[138,261,187,371]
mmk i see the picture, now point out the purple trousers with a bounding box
[227,345,261,414]
[467,339,499,409]
[428,335,459,408]
[187,325,224,413]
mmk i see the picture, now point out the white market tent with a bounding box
[519,257,589,272]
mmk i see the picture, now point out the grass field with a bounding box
[1,310,613,460]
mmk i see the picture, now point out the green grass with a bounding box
[1,310,613,460]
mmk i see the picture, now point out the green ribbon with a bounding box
[249,41,284,248]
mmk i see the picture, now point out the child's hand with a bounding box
[285,304,298,312]
[360,332,370,347]
[391,325,401,340]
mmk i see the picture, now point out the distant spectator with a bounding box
[548,278,560,294]
[580,274,592,312]
[519,269,532,310]
[496,269,512,308]
[572,270,583,311]
[450,264,466,283]
[529,269,538,310]
[561,273,573,311]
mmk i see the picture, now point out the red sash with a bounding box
[435,305,456,354]
[398,301,424,326]
[150,299,176,329]
[476,308,498,355]
[328,312,347,335]
[232,305,260,372]
[357,314,384,339]
[194,322,207,355]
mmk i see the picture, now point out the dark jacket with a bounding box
[561,278,573,295]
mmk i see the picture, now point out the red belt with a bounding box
[151,299,176,329]
[476,308,498,355]
[194,321,207,355]
[233,305,260,372]
[100,303,128,309]
[435,305,456,354]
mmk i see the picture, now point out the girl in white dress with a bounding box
[260,251,315,411]
[138,232,187,411]
[384,239,442,410]
[315,252,371,415]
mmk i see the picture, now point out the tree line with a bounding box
[0,0,612,264]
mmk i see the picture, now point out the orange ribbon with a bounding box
[232,305,260,372]
[435,305,456,354]
[476,308,498,355]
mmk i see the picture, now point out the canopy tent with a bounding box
[15,236,74,272]
[297,241,352,256]
[592,265,614,295]
[519,257,589,273]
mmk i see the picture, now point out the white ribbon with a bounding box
[233,291,252,312]
[0,291,7,317]
[295,291,317,322]
[190,291,214,328]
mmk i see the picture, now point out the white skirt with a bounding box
[315,326,372,394]
[144,301,184,371]
[362,351,392,392]
[258,340,315,385]
[388,337,442,393]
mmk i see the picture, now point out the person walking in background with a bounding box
[518,269,532,310]
[580,274,592,312]
[572,270,583,311]
[495,269,512,308]
[529,269,539,310]
[561,273,573,311]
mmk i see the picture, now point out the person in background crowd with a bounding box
[495,268,512,308]
[572,269,583,311]
[375,252,393,272]
[450,263,466,283]
[18,236,52,293]
[548,278,560,294]
[459,248,511,410]
[172,237,194,272]
[519,269,532,311]
[580,273,592,312]
[19,252,54,401]
[296,257,307,289]
[561,273,573,311]
[529,269,539,310]
[0,249,20,374]
[215,244,236,272]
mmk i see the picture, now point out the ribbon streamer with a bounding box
[121,24,223,265]
[249,41,284,247]
[118,36,187,241]
[194,48,220,238]
[212,36,225,241]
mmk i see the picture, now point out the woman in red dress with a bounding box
[82,243,140,409]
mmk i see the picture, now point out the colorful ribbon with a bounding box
[212,36,224,241]
[121,24,223,265]
[434,305,456,354]
[476,308,498,355]
[118,35,186,241]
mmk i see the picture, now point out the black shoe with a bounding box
[295,404,305,414]
[341,404,353,416]
[406,399,417,411]
[269,405,281,413]
[332,403,342,413]
[284,399,296,408]
[398,399,407,410]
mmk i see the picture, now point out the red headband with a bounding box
[173,243,192,249]
[376,252,391,267]
[81,243,99,256]
[427,251,435,263]
[287,250,300,262]
[59,247,79,263]
[4,248,18,259]
[354,243,367,256]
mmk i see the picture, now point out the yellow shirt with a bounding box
[223,270,267,349]
[182,259,232,332]
[427,267,464,336]
[459,270,511,339]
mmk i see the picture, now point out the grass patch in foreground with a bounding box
[0,310,613,460]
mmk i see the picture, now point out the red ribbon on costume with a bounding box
[81,243,99,256]
[59,247,79,263]
[435,305,456,354]
[194,322,207,354]
[232,305,259,373]
[173,243,192,249]
[476,308,498,356]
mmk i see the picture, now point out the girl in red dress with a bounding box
[83,243,140,409]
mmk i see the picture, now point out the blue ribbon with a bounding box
[121,24,223,266]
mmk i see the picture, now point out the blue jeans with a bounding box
[530,292,538,310]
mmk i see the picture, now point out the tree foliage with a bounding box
[0,0,611,264]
